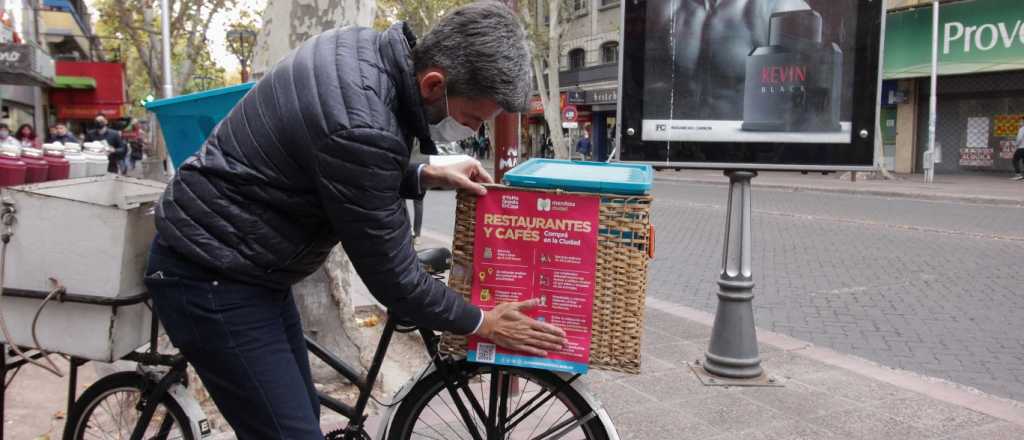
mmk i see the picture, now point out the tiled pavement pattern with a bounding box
[420,179,1024,402]
[586,306,1024,440]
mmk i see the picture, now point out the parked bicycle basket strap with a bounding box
[440,188,654,374]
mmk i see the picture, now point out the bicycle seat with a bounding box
[417,247,452,275]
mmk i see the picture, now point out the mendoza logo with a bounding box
[550,199,577,212]
[537,198,552,212]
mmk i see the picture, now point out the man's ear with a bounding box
[418,69,446,104]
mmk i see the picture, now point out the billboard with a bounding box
[619,0,884,170]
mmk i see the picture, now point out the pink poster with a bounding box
[467,188,600,374]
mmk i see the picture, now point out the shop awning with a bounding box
[54,75,96,89]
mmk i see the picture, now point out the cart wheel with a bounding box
[63,371,196,440]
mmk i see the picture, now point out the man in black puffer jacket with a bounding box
[144,3,565,437]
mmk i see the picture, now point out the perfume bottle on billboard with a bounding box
[741,4,842,133]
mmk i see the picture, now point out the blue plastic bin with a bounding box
[502,159,654,195]
[145,82,255,167]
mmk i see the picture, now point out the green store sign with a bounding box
[885,0,1024,79]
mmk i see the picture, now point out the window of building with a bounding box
[568,0,588,15]
[601,41,618,64]
[568,48,586,70]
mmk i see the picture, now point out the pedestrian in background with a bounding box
[408,139,427,243]
[49,122,79,145]
[0,124,19,150]
[480,135,491,159]
[122,120,148,172]
[1013,116,1024,180]
[85,115,127,174]
[15,124,39,149]
[575,128,591,161]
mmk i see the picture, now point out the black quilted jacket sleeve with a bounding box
[315,128,481,335]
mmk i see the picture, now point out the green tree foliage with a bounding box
[92,0,232,116]
[374,0,473,36]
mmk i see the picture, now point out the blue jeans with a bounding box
[145,240,322,439]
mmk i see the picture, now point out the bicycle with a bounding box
[61,247,618,440]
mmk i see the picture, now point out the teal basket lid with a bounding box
[502,159,653,195]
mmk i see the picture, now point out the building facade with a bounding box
[527,0,621,161]
[884,0,1024,175]
[0,0,124,140]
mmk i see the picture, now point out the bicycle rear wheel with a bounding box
[63,371,195,440]
[387,362,610,440]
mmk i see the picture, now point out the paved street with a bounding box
[419,177,1024,401]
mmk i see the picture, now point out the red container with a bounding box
[21,148,49,183]
[42,147,70,181]
[0,150,27,187]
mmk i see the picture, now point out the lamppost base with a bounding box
[701,170,765,381]
[691,361,780,387]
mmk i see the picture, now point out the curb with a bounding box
[645,296,1024,427]
[653,174,1024,207]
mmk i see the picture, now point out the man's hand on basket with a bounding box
[421,160,494,196]
[475,299,567,356]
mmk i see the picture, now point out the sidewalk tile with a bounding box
[870,396,1000,435]
[641,326,684,349]
[644,310,712,341]
[794,369,918,404]
[670,393,791,435]
[742,379,861,418]
[762,350,842,380]
[589,380,659,415]
[940,421,1024,439]
[807,407,941,440]
[709,419,842,440]
[614,404,720,440]
[586,354,678,384]
[620,370,723,404]
[645,341,706,368]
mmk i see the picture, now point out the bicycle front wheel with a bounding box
[63,371,196,440]
[388,362,610,440]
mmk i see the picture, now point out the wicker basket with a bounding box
[440,186,654,374]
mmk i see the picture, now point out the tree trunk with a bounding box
[531,0,567,159]
[253,0,377,78]
[292,246,368,381]
[250,0,378,371]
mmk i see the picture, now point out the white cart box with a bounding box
[0,175,164,361]
[0,296,153,362]
[1,175,164,298]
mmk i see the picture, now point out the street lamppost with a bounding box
[193,74,214,91]
[226,27,257,83]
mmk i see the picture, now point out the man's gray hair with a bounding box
[412,2,532,113]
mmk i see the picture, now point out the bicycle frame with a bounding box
[305,316,399,437]
[308,315,618,440]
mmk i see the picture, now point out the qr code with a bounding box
[477,343,496,363]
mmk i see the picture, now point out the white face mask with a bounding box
[429,89,477,143]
